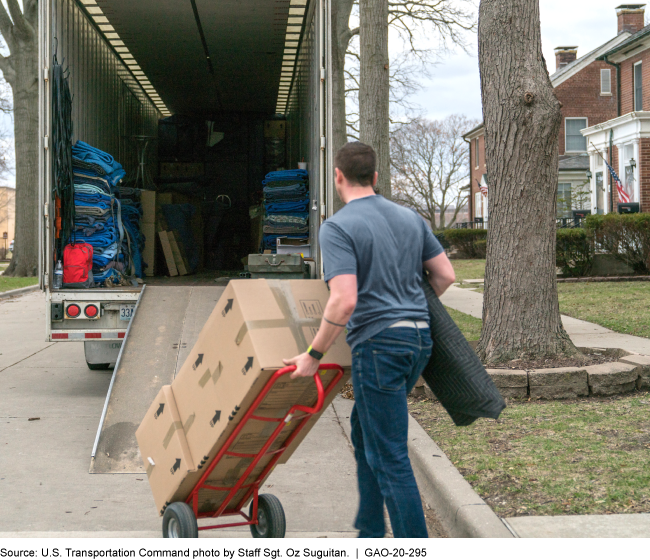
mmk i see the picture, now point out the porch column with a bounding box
[603,153,610,215]
[633,140,641,203]
[589,151,598,214]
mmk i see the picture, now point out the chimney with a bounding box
[555,47,578,71]
[617,4,646,35]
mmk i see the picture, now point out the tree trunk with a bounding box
[331,0,355,213]
[4,41,38,278]
[476,0,579,364]
[359,0,390,199]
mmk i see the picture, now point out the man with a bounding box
[284,142,455,538]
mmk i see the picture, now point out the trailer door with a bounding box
[39,0,52,291]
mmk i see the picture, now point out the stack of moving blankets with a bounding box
[71,141,144,285]
[262,169,309,252]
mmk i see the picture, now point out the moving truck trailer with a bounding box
[39,0,334,369]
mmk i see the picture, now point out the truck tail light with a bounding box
[66,304,81,318]
[84,304,99,319]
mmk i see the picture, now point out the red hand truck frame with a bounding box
[162,363,344,538]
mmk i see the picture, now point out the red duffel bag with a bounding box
[63,242,94,288]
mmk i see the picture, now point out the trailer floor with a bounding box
[0,290,445,538]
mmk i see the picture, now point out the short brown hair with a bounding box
[334,142,376,186]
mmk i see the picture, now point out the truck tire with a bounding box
[162,502,198,538]
[250,494,286,538]
[86,362,112,371]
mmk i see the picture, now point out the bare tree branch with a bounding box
[6,0,33,40]
[391,115,476,229]
[0,3,15,53]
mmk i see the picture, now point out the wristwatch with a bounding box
[307,345,325,360]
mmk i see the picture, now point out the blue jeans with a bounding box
[350,326,433,538]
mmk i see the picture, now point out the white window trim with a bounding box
[565,117,588,153]
[634,61,643,112]
[474,138,480,169]
[600,68,612,96]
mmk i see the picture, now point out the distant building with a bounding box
[0,187,15,257]
[462,4,639,222]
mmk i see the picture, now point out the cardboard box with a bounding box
[141,190,156,225]
[135,385,196,515]
[141,221,156,277]
[136,279,351,515]
[264,120,286,139]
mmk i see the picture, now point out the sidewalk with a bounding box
[0,291,446,538]
[0,292,361,538]
[440,284,650,537]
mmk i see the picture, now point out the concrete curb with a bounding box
[0,284,40,299]
[407,414,513,538]
[332,396,512,538]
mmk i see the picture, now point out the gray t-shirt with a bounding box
[319,195,443,349]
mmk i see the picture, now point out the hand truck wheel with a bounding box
[250,494,286,538]
[162,502,198,538]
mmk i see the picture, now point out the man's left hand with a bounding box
[283,352,320,379]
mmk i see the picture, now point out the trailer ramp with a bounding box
[90,285,225,474]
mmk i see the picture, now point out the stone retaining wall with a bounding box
[487,354,650,399]
[413,352,650,401]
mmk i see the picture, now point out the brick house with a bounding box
[462,4,638,222]
[583,5,650,214]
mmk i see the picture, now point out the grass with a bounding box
[558,282,650,339]
[450,259,485,282]
[445,306,482,341]
[409,392,650,517]
[0,277,38,292]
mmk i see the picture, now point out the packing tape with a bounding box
[162,420,183,450]
[198,361,223,388]
[235,281,321,352]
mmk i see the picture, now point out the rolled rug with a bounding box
[420,277,506,427]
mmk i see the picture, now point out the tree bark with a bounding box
[331,0,356,212]
[1,0,39,278]
[5,46,38,277]
[476,0,579,364]
[360,0,390,199]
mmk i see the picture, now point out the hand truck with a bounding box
[162,363,344,538]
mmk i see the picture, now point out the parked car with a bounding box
[9,239,13,252]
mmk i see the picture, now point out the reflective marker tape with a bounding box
[51,332,127,341]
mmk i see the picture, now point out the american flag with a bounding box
[605,160,631,204]
[477,178,488,196]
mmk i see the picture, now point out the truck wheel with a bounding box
[162,502,198,538]
[250,494,286,538]
[86,361,112,371]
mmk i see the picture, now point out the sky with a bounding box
[413,0,635,123]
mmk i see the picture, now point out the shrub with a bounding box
[444,229,488,258]
[556,228,593,277]
[585,214,650,274]
[433,230,450,251]
[473,239,487,259]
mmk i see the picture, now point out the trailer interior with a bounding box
[44,0,328,289]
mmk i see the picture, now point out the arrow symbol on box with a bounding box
[210,410,221,427]
[242,357,253,374]
[222,299,233,316]
[170,458,181,475]
[193,354,204,370]
[154,403,164,419]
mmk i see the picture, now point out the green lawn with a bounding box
[558,282,650,339]
[450,259,485,282]
[410,393,650,517]
[446,306,482,341]
[0,277,38,292]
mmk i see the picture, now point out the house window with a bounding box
[635,62,643,111]
[601,69,611,95]
[475,138,480,168]
[565,118,587,152]
[557,183,572,218]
